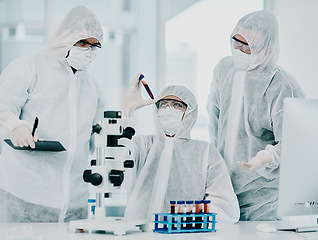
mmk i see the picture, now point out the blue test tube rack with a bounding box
[153,212,217,234]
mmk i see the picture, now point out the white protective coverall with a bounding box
[125,85,240,224]
[207,10,304,221]
[0,6,107,222]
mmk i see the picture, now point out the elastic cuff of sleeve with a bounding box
[121,105,135,118]
[257,150,273,161]
[10,120,32,132]
[255,151,276,177]
[122,116,136,129]
[262,149,280,169]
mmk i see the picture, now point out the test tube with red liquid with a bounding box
[139,74,154,99]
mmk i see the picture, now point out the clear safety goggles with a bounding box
[156,99,187,111]
[231,36,251,54]
[76,39,102,51]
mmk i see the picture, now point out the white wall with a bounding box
[166,0,264,141]
[269,0,318,99]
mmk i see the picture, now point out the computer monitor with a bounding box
[277,98,318,229]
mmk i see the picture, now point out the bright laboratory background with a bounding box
[0,0,317,147]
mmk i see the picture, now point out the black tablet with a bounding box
[4,139,66,152]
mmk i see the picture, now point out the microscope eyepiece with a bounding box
[104,111,122,118]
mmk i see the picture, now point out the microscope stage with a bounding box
[69,217,147,236]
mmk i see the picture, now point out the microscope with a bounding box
[69,111,147,235]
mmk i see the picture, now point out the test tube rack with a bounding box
[153,213,217,234]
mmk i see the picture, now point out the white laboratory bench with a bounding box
[1,221,317,240]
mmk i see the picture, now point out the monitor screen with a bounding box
[278,98,318,221]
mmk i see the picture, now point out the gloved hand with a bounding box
[238,150,272,171]
[10,124,38,148]
[121,73,155,117]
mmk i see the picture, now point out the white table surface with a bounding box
[1,221,317,240]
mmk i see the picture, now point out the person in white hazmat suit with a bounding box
[207,10,304,221]
[0,6,107,222]
[122,75,240,224]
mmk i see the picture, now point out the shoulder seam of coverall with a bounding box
[275,68,301,91]
[4,56,36,90]
[28,55,37,93]
[271,109,283,119]
[208,156,222,169]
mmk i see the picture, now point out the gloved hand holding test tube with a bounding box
[121,73,155,118]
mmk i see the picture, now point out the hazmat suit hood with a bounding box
[154,85,198,139]
[43,5,103,59]
[231,10,279,74]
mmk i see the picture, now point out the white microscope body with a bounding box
[69,111,147,235]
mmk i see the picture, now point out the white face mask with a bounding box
[66,46,98,70]
[232,47,258,71]
[157,107,184,136]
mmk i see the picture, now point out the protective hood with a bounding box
[154,85,198,139]
[42,5,103,59]
[231,10,279,74]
